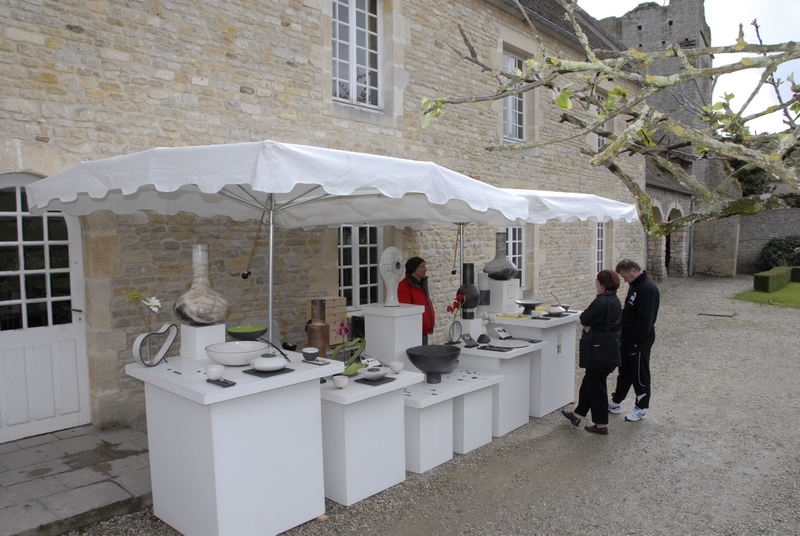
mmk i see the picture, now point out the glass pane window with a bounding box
[503,52,525,141]
[338,224,381,307]
[506,226,524,285]
[332,0,381,107]
[0,185,73,331]
[596,222,606,273]
[594,96,613,151]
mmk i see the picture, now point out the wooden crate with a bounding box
[306,297,347,346]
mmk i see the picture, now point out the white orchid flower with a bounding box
[142,297,161,313]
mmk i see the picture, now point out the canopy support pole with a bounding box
[268,194,275,345]
[458,223,466,274]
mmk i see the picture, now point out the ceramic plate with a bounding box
[490,339,530,348]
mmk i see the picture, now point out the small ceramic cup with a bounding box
[332,374,348,389]
[302,347,319,361]
[206,364,225,380]
[389,361,404,374]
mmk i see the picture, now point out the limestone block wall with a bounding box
[0,0,646,430]
[737,208,800,274]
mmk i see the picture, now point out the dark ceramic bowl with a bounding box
[226,324,268,341]
[406,345,461,384]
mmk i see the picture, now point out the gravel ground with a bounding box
[65,276,800,536]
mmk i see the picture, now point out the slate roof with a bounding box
[512,0,627,52]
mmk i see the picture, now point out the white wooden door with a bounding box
[0,174,90,443]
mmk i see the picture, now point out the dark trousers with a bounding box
[611,336,654,409]
[574,367,616,425]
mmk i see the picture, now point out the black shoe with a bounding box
[561,410,581,427]
[584,424,609,435]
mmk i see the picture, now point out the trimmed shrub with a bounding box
[793,267,800,283]
[755,235,800,271]
[754,266,793,293]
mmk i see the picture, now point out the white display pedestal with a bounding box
[180,323,226,361]
[126,354,343,536]
[458,342,544,437]
[319,370,424,506]
[362,304,424,369]
[485,279,520,313]
[488,313,579,417]
[403,369,502,473]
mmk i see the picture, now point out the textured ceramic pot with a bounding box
[483,232,520,280]
[457,263,481,320]
[174,243,230,325]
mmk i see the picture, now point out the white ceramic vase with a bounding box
[174,243,230,325]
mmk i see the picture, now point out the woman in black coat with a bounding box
[562,270,622,434]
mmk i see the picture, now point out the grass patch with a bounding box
[734,282,800,308]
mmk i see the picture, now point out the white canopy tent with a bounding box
[502,188,639,224]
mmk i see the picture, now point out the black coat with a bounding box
[620,271,660,346]
[579,290,622,333]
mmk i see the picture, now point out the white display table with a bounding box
[319,370,424,506]
[361,304,424,366]
[125,354,343,536]
[488,312,580,417]
[458,341,545,437]
[403,369,502,473]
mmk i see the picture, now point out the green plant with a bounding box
[754,236,800,271]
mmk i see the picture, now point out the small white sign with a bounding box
[556,334,563,356]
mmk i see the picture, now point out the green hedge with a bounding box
[754,266,793,293]
[793,267,800,283]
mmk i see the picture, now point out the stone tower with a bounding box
[600,0,740,277]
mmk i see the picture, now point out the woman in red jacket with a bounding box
[397,257,435,345]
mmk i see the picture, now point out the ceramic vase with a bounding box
[483,232,519,280]
[457,263,481,320]
[174,243,230,325]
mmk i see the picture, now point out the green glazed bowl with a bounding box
[226,324,268,341]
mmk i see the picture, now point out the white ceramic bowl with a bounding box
[249,356,286,371]
[531,310,543,318]
[205,341,271,366]
[332,374,348,388]
[357,366,390,381]
[548,305,566,315]
[389,361,404,374]
[206,364,225,380]
[302,347,320,361]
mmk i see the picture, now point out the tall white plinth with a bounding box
[180,323,226,360]
[362,304,423,370]
[485,279,520,314]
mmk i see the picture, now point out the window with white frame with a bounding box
[338,225,381,307]
[594,95,613,152]
[506,226,524,285]
[503,51,525,141]
[332,0,381,108]
[596,222,606,273]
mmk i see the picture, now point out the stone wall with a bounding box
[0,0,645,430]
[737,207,800,274]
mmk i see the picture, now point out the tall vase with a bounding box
[174,243,230,325]
[457,263,481,320]
[307,299,330,354]
[483,232,519,280]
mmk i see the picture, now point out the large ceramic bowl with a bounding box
[206,341,270,366]
[226,324,268,341]
[406,344,461,384]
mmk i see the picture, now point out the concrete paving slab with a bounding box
[38,481,131,519]
[0,443,66,471]
[52,425,96,440]
[113,467,152,497]
[0,476,68,510]
[53,434,105,456]
[0,461,7,472]
[100,454,149,478]
[53,466,109,489]
[0,442,20,455]
[0,501,58,536]
[132,437,149,450]
[0,459,71,487]
[109,440,146,454]
[93,428,147,445]
[15,434,59,449]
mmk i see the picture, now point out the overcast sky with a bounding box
[575,0,799,133]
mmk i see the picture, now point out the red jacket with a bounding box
[397,275,435,335]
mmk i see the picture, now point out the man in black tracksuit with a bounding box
[608,259,660,422]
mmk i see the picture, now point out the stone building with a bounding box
[0,0,645,439]
[599,0,738,278]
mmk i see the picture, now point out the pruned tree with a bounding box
[422,0,800,236]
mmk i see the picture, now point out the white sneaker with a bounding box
[625,406,647,421]
[608,398,621,414]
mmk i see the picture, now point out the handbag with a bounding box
[578,297,621,369]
